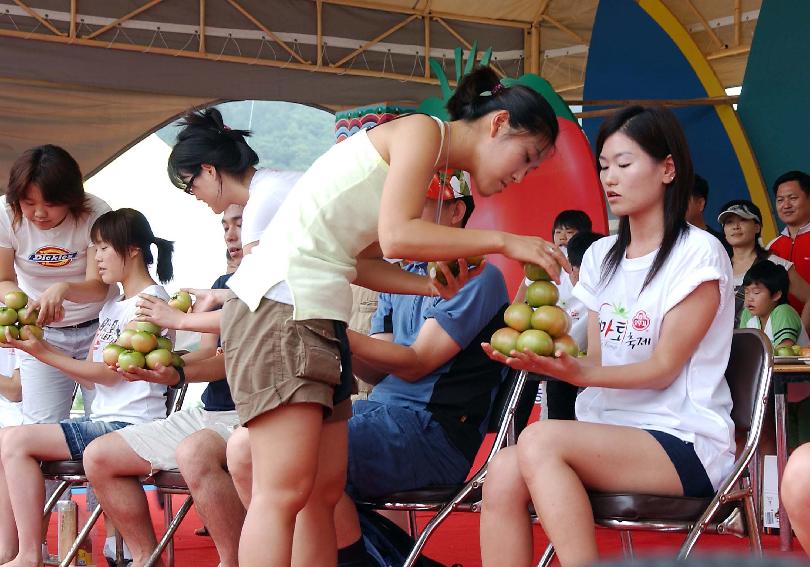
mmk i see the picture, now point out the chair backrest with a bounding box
[725,328,773,434]
[487,367,538,434]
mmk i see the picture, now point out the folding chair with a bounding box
[536,328,772,566]
[41,384,187,567]
[356,367,538,567]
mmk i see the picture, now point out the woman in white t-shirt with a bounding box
[0,145,117,424]
[0,208,174,565]
[718,198,810,329]
[481,106,736,567]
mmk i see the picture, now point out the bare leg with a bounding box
[782,442,810,554]
[239,404,324,567]
[0,425,73,567]
[334,494,361,549]
[292,419,348,567]
[0,429,19,563]
[82,433,162,567]
[225,427,252,507]
[480,447,534,567]
[175,430,245,567]
[516,421,683,567]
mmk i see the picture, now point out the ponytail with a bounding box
[446,66,559,147]
[153,237,175,284]
[167,107,259,191]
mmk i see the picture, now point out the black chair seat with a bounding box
[588,492,715,522]
[151,470,188,490]
[360,485,482,508]
[41,460,85,477]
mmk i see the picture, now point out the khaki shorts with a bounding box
[222,297,351,425]
[116,407,240,472]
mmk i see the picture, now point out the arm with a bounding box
[181,332,219,363]
[120,352,226,386]
[349,332,391,385]
[348,318,461,382]
[0,247,22,300]
[376,116,569,282]
[33,245,110,326]
[485,280,720,390]
[136,294,222,334]
[5,332,121,388]
[0,368,21,402]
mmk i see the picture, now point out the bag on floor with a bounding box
[356,507,447,567]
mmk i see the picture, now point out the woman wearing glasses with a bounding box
[718,199,810,328]
[0,145,115,426]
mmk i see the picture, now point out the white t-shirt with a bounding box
[241,169,301,246]
[572,227,735,490]
[88,284,174,424]
[0,194,117,326]
[0,348,21,427]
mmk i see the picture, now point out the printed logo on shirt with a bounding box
[27,246,78,268]
[91,317,121,357]
[631,310,650,331]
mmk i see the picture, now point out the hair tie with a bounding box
[480,83,505,97]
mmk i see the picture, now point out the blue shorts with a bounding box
[346,401,472,500]
[59,417,130,460]
[646,429,714,498]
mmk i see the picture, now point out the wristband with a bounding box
[170,366,186,390]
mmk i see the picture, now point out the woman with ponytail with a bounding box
[172,65,570,566]
[480,106,735,567]
[0,145,117,425]
[0,208,176,566]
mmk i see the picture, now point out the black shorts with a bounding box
[645,429,715,498]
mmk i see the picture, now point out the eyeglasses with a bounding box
[178,172,198,195]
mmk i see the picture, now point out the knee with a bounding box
[516,421,565,471]
[176,432,225,492]
[225,429,252,486]
[482,447,527,507]
[781,444,810,513]
[83,436,119,481]
[0,426,28,463]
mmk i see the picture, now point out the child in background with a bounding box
[552,210,593,253]
[739,260,809,349]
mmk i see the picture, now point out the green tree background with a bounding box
[156,100,337,172]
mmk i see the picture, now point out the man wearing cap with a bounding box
[334,170,509,565]
[767,171,810,312]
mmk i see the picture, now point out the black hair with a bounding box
[90,208,174,284]
[693,174,709,200]
[552,210,592,236]
[718,198,768,261]
[742,260,789,305]
[567,231,605,268]
[773,170,810,197]
[446,66,559,155]
[6,145,91,229]
[167,107,259,191]
[596,106,693,291]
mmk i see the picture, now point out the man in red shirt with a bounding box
[767,171,810,312]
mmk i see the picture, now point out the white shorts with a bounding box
[19,324,98,424]
[116,407,240,472]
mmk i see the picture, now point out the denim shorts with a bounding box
[59,417,130,460]
[646,429,715,497]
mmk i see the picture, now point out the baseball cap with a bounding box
[426,169,472,201]
[717,201,762,225]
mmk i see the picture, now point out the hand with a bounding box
[1,328,47,357]
[428,258,486,300]
[136,294,186,330]
[186,288,230,313]
[502,235,571,284]
[118,363,181,386]
[481,342,587,386]
[31,283,69,326]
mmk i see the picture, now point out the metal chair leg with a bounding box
[407,511,417,539]
[620,531,635,559]
[143,495,194,567]
[536,543,555,567]
[743,493,763,556]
